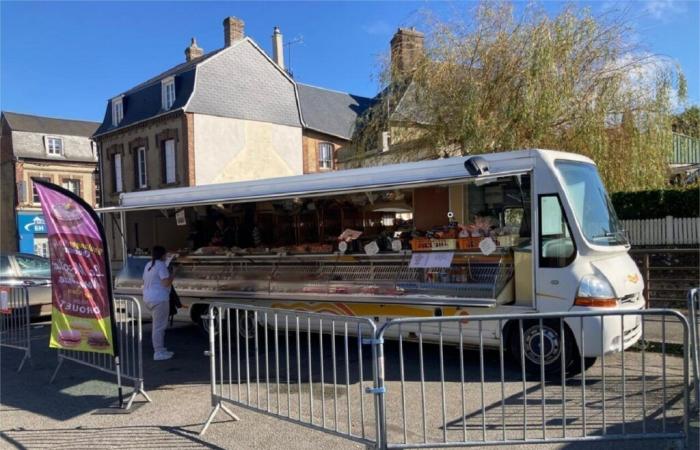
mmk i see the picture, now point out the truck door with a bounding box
[534,193,577,312]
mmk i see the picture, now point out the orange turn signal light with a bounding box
[574,297,618,308]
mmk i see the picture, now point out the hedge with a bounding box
[611,188,699,220]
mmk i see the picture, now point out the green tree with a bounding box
[356,1,686,192]
[672,106,700,138]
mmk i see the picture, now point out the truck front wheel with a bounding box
[508,319,577,380]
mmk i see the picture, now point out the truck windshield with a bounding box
[555,161,628,247]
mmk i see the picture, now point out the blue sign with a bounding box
[17,212,47,254]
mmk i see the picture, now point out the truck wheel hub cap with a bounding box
[524,326,561,365]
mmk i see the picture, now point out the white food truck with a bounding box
[99,149,644,376]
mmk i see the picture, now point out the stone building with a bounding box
[93,17,371,260]
[337,27,435,169]
[0,112,100,255]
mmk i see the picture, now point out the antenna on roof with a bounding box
[284,35,303,78]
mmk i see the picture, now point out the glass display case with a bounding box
[115,250,515,306]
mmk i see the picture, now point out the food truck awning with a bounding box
[98,150,541,213]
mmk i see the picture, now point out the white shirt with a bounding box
[142,260,171,304]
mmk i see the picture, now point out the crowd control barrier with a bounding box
[688,287,700,411]
[199,304,692,449]
[200,303,379,445]
[50,295,150,410]
[0,287,32,372]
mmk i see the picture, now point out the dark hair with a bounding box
[148,245,167,270]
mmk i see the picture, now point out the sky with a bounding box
[1,1,698,123]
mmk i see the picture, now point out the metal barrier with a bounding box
[199,305,692,449]
[375,309,691,449]
[0,287,31,372]
[49,295,151,410]
[688,287,700,411]
[199,302,379,446]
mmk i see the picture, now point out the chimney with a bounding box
[185,37,204,61]
[390,27,424,77]
[223,16,245,47]
[271,26,285,69]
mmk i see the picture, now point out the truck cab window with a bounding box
[538,194,575,268]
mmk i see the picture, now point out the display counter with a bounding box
[115,249,515,307]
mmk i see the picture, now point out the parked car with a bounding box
[0,253,52,317]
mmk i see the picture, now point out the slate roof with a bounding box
[3,111,99,137]
[93,50,218,136]
[297,83,373,140]
[94,37,371,140]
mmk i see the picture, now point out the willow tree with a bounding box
[356,2,686,192]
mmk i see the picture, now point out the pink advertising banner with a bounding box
[35,179,116,355]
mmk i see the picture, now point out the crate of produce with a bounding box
[457,237,479,250]
[410,238,457,251]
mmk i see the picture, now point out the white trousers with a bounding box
[148,301,170,354]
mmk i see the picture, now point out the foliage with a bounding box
[611,188,699,219]
[672,106,700,138]
[356,1,686,192]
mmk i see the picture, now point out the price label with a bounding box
[479,237,497,256]
[364,241,380,256]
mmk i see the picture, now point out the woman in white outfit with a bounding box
[143,246,175,361]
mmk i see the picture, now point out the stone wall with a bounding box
[97,113,188,206]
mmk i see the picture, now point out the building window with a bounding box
[62,178,81,197]
[46,137,63,156]
[318,142,334,169]
[137,146,148,188]
[32,177,51,204]
[113,153,123,193]
[162,78,176,110]
[112,97,124,126]
[162,139,176,183]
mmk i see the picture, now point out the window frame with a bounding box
[113,153,124,193]
[31,177,51,204]
[318,142,334,170]
[45,137,63,156]
[537,193,577,268]
[111,96,124,126]
[136,146,148,189]
[161,77,176,110]
[61,178,81,197]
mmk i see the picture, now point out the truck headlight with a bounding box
[574,275,618,307]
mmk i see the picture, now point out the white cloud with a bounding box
[362,20,392,36]
[644,0,685,20]
[612,52,682,111]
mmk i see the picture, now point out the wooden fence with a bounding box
[622,216,700,246]
[630,248,698,307]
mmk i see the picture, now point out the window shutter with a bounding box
[17,181,26,203]
[114,154,123,193]
[161,140,167,183]
[165,139,176,183]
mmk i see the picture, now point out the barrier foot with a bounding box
[200,402,238,436]
[49,358,64,384]
[200,403,222,436]
[220,403,240,421]
[16,352,30,373]
[124,382,152,410]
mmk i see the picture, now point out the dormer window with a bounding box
[162,77,176,110]
[46,137,63,156]
[112,96,124,126]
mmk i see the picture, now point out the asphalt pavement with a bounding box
[1,319,698,450]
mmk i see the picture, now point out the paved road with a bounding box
[1,319,697,450]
